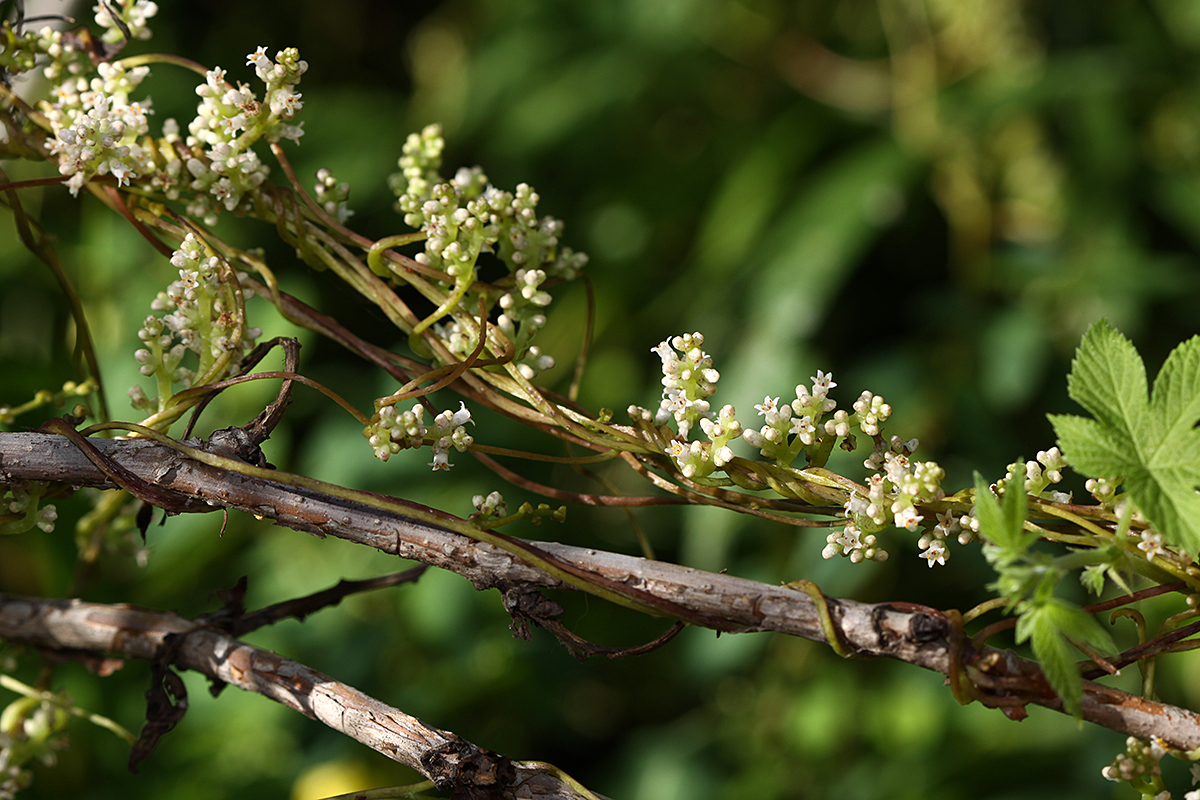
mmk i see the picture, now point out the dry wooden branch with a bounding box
[4,430,1200,754]
[0,593,596,800]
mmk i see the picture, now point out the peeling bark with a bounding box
[0,594,595,799]
[4,430,1200,757]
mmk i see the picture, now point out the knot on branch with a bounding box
[908,609,950,643]
[420,738,517,800]
[191,426,271,469]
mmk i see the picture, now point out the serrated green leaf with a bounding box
[1066,319,1147,438]
[1079,563,1106,595]
[1050,320,1200,552]
[1027,606,1084,718]
[1153,334,1200,443]
[1018,599,1114,719]
[1047,414,1132,478]
[1043,598,1116,655]
[973,465,1031,557]
[1014,606,1035,643]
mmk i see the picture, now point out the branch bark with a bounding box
[0,593,595,800]
[4,430,1200,754]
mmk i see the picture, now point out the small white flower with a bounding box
[921,541,947,567]
[894,504,924,531]
[789,415,816,445]
[109,159,131,186]
[247,46,269,67]
[1138,530,1166,560]
[838,528,863,551]
[755,396,779,416]
[811,370,836,397]
[450,401,473,427]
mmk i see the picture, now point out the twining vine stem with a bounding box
[3,430,1200,754]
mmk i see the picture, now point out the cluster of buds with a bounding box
[829,439,946,564]
[314,168,354,223]
[1101,736,1166,785]
[389,125,587,378]
[129,234,260,412]
[390,124,446,225]
[470,491,508,521]
[1022,447,1069,502]
[1,482,58,535]
[1086,476,1118,506]
[44,72,152,195]
[649,333,719,439]
[365,404,428,462]
[744,377,893,469]
[0,679,71,797]
[179,48,306,223]
[1,2,156,83]
[364,401,474,471]
[665,404,743,479]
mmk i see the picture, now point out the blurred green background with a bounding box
[4,0,1200,798]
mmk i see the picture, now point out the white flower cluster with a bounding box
[176,48,306,223]
[650,333,720,439]
[390,125,587,378]
[3,2,157,82]
[743,371,839,463]
[821,523,886,564]
[742,376,897,470]
[15,4,159,195]
[828,438,945,565]
[4,1,155,79]
[43,62,153,195]
[913,510,970,567]
[665,404,743,479]
[129,234,261,411]
[365,401,474,471]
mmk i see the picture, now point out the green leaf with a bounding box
[1044,598,1116,655]
[973,464,1032,556]
[1049,319,1200,551]
[1079,563,1107,596]
[1015,599,1112,718]
[1027,608,1082,717]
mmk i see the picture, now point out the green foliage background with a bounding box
[4,0,1200,797]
